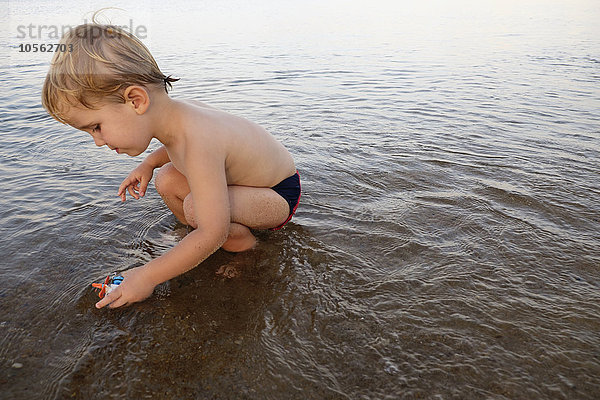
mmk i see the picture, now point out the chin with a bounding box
[128,149,144,157]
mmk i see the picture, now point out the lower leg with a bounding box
[222,222,257,252]
[155,163,190,225]
[160,192,187,225]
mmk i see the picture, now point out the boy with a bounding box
[41,23,301,309]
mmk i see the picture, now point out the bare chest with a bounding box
[165,146,187,177]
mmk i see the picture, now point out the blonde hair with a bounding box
[42,21,178,124]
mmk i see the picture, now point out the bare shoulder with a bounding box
[184,99,221,111]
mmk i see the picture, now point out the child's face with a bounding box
[64,101,152,157]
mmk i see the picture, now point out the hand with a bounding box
[95,266,156,309]
[118,161,154,202]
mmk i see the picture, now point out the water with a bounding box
[1,0,599,398]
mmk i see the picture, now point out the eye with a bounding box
[92,124,101,133]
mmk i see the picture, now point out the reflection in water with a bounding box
[1,0,600,398]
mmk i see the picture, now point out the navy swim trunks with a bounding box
[270,170,301,231]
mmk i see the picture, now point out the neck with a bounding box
[147,90,180,147]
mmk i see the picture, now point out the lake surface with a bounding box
[1,0,599,398]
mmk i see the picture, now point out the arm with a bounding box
[98,142,230,308]
[146,146,230,283]
[117,146,171,201]
[143,145,171,169]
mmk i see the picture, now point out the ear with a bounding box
[123,86,150,115]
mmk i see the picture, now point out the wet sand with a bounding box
[1,0,600,398]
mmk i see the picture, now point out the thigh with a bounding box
[228,185,290,230]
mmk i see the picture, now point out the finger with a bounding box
[118,178,133,197]
[139,176,149,197]
[96,289,120,309]
[118,181,136,202]
[119,187,127,202]
[127,185,139,200]
[109,296,130,309]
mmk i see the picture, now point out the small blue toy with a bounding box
[91,275,124,298]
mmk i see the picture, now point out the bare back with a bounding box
[167,99,296,188]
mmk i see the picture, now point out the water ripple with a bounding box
[2,1,600,398]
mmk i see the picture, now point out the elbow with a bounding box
[197,221,230,253]
[186,207,230,253]
[211,213,231,249]
[216,223,230,249]
[181,224,229,267]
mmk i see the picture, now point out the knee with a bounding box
[154,163,177,197]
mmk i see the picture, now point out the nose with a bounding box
[93,136,106,147]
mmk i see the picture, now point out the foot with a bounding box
[221,223,257,252]
[221,235,257,252]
